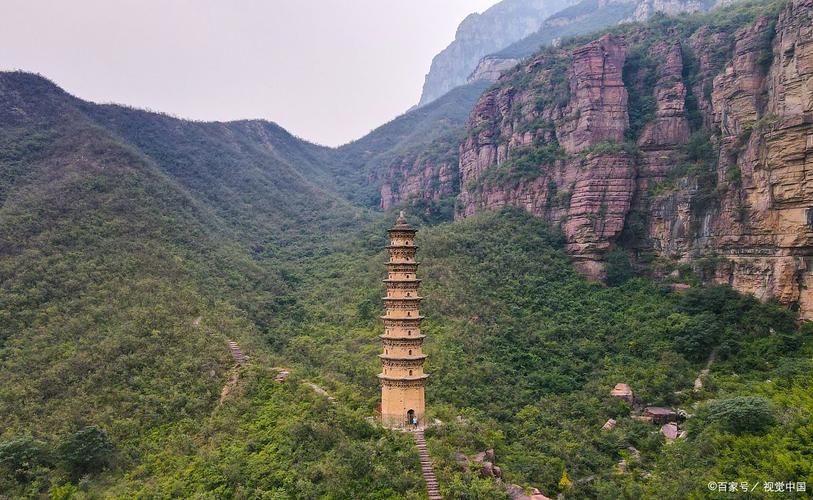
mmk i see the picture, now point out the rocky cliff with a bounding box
[417,0,576,107]
[385,0,719,209]
[468,56,523,83]
[467,0,724,86]
[376,133,460,212]
[453,0,813,317]
[630,0,716,21]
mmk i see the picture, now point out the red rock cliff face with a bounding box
[455,0,813,317]
[378,155,457,210]
[371,134,461,210]
[645,6,813,318]
[558,35,630,153]
[459,34,636,277]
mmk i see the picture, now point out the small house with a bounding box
[610,383,634,404]
[644,406,677,424]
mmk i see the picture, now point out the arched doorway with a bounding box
[407,409,415,427]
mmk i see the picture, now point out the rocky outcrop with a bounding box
[558,35,629,153]
[711,4,813,317]
[643,11,813,314]
[628,0,706,22]
[418,0,576,107]
[465,0,727,87]
[467,0,639,86]
[468,56,522,83]
[379,154,458,209]
[628,41,694,249]
[637,43,691,148]
[451,0,813,317]
[373,134,460,210]
[459,35,635,278]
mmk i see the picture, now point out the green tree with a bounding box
[0,436,52,482]
[605,248,634,285]
[704,397,775,434]
[671,312,720,361]
[58,426,114,479]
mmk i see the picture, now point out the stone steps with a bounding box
[227,340,248,365]
[415,431,442,499]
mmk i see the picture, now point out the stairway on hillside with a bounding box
[227,340,248,365]
[415,431,442,500]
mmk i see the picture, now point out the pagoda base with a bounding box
[381,378,425,429]
[381,412,426,430]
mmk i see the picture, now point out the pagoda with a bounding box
[379,211,428,429]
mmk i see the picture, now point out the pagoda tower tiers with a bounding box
[379,211,428,429]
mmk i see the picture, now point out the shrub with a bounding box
[0,436,52,482]
[605,248,634,285]
[704,396,775,434]
[670,312,721,361]
[48,483,80,500]
[57,426,114,479]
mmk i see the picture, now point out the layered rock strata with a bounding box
[452,0,813,317]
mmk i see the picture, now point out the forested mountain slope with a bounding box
[287,209,813,498]
[330,81,490,207]
[0,72,419,497]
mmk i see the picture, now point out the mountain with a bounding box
[379,0,729,215]
[379,0,813,318]
[468,0,722,85]
[417,0,577,107]
[330,80,490,208]
[0,72,421,498]
[454,0,813,319]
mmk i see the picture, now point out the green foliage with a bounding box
[332,82,490,206]
[605,248,634,286]
[624,46,659,141]
[580,141,639,157]
[703,396,776,434]
[516,117,555,135]
[407,196,458,225]
[58,426,114,479]
[114,367,423,498]
[470,142,566,191]
[48,483,80,500]
[668,312,720,361]
[259,207,812,495]
[649,131,720,213]
[0,436,52,482]
[726,165,742,185]
[619,209,648,244]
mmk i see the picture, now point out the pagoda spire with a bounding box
[379,213,427,429]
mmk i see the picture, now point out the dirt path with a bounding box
[694,349,717,392]
[305,382,336,403]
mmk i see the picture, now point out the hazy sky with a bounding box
[0,0,497,146]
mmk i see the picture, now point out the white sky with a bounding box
[0,0,497,146]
